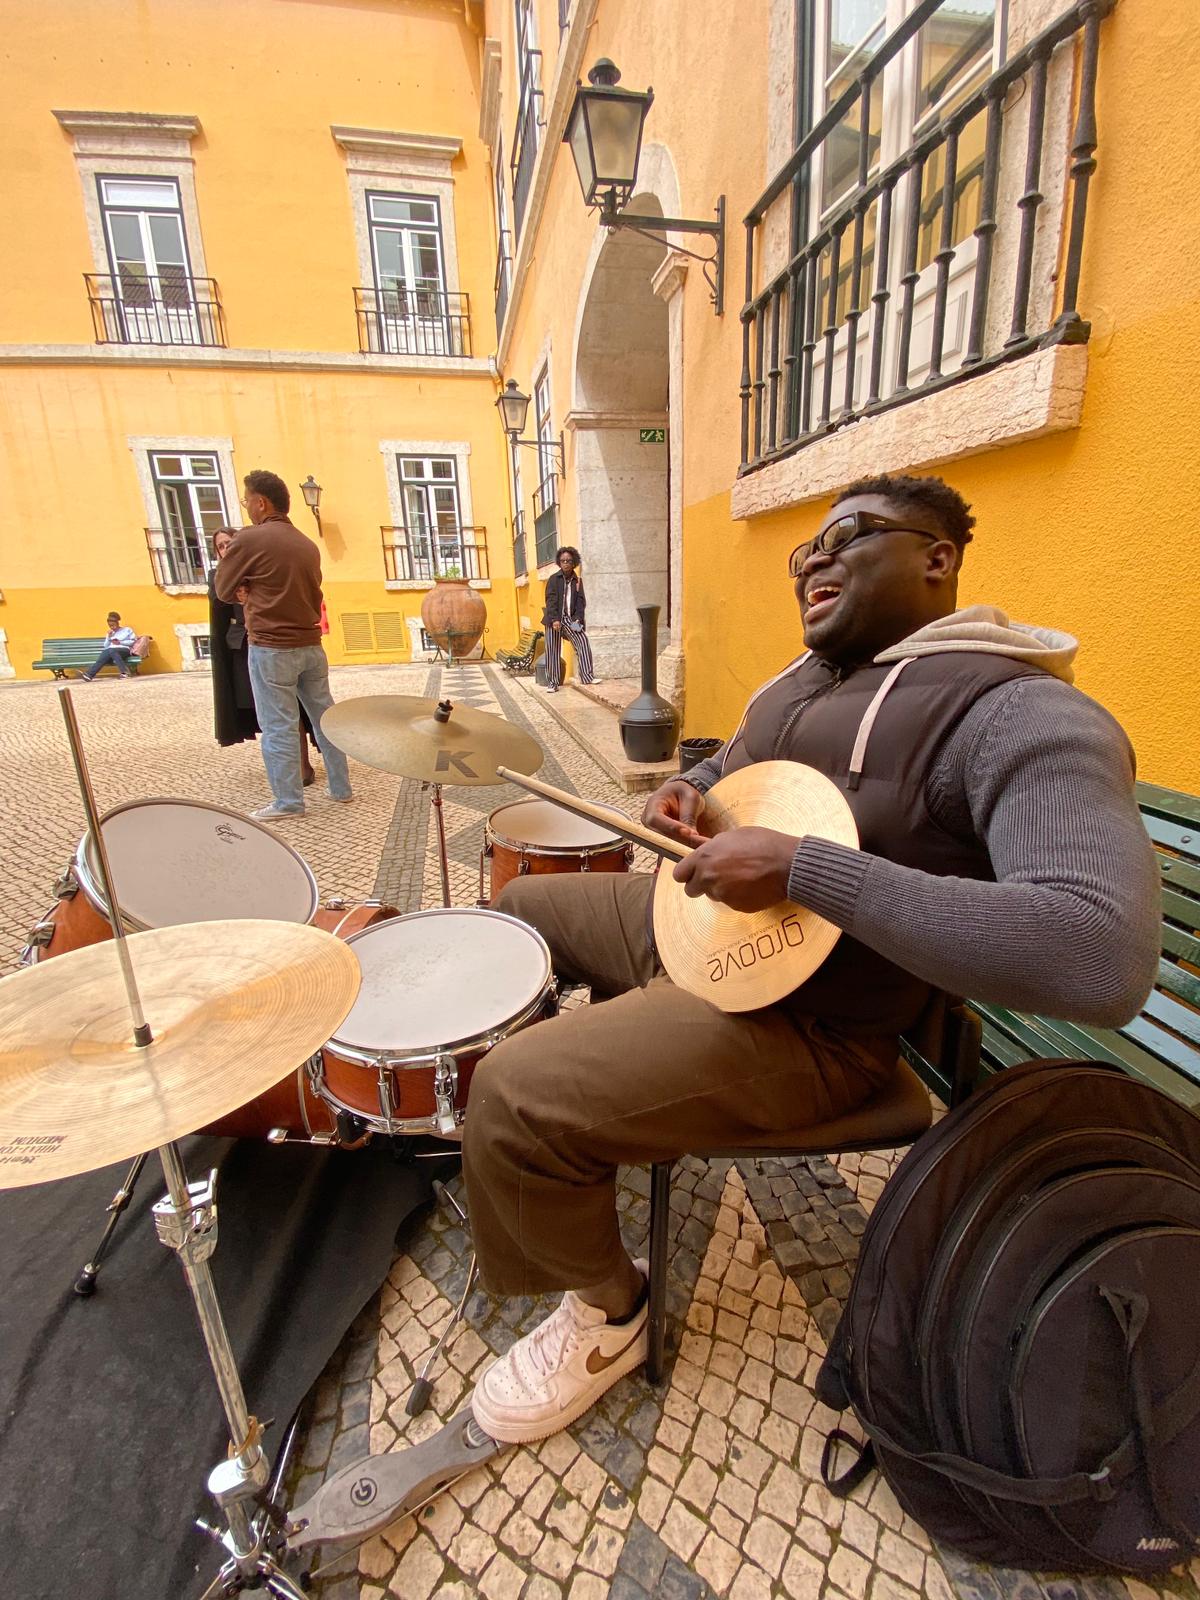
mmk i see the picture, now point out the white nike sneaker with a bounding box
[471,1263,649,1444]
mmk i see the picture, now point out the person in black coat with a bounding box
[208,529,317,781]
[541,546,596,693]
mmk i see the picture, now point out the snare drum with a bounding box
[202,898,398,1144]
[315,908,554,1137]
[482,797,632,903]
[21,798,319,963]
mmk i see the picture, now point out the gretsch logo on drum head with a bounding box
[707,914,805,985]
[214,823,247,844]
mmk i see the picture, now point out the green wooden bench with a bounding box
[494,628,544,675]
[32,637,148,679]
[905,779,1200,1111]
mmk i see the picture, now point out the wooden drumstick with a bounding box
[495,765,693,863]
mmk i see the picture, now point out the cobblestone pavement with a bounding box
[2,666,1196,1600]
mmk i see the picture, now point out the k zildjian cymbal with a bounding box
[322,696,544,787]
[652,761,859,1013]
[0,920,361,1189]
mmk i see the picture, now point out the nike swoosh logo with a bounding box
[585,1326,645,1376]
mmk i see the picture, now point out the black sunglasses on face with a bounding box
[788,511,938,579]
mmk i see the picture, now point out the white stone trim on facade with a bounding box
[53,107,209,282]
[730,343,1087,519]
[173,621,211,670]
[379,438,479,583]
[495,0,601,366]
[0,628,14,678]
[331,124,464,300]
[564,409,669,433]
[0,344,493,375]
[479,39,503,145]
[126,433,240,533]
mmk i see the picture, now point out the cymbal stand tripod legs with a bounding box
[73,1150,149,1295]
[155,1141,306,1600]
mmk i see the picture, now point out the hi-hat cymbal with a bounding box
[653,761,859,1013]
[322,696,544,786]
[0,920,361,1189]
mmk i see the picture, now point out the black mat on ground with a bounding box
[0,1135,440,1600]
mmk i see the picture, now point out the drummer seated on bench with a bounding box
[464,471,1160,1445]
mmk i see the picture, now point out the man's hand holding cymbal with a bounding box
[642,779,800,914]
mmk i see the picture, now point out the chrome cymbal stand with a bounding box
[57,687,305,1597]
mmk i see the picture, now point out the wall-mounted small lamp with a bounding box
[495,381,566,477]
[563,59,725,314]
[299,475,323,536]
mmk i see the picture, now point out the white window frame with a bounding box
[98,175,200,343]
[54,112,208,284]
[805,0,1004,408]
[366,191,453,355]
[127,434,239,595]
[332,128,464,333]
[379,439,487,592]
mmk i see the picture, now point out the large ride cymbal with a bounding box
[322,696,544,786]
[653,761,859,1013]
[0,920,361,1189]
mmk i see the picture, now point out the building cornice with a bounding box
[479,39,502,147]
[564,409,669,432]
[53,109,201,141]
[0,344,495,378]
[331,126,462,165]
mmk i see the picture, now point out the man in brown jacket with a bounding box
[214,469,352,818]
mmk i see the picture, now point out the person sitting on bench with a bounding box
[80,612,137,680]
[462,471,1161,1446]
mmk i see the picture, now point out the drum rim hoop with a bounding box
[322,974,557,1072]
[74,796,320,928]
[486,797,625,852]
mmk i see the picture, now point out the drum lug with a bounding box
[376,1064,398,1128]
[479,845,491,907]
[518,858,531,876]
[322,894,350,911]
[53,867,79,901]
[433,1054,459,1137]
[581,855,590,872]
[624,842,635,866]
[19,915,58,965]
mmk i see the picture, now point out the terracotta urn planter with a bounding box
[420,577,487,661]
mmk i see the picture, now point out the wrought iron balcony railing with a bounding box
[512,509,528,579]
[532,476,559,568]
[511,51,544,242]
[87,273,226,348]
[494,229,513,339]
[381,526,489,584]
[355,286,472,357]
[738,0,1110,473]
[146,527,212,588]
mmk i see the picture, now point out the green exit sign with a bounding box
[639,427,666,444]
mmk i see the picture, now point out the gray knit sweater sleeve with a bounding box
[784,676,1160,1026]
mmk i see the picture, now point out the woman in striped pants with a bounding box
[541,546,596,692]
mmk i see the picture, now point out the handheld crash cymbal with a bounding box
[0,920,361,1189]
[653,761,859,1013]
[321,696,544,786]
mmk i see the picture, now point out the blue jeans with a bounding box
[248,643,352,810]
[84,647,131,678]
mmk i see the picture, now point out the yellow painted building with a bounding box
[0,0,517,678]
[2,0,1197,795]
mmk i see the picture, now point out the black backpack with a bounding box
[815,1058,1200,1575]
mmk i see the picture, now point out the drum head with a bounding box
[78,800,318,930]
[490,797,622,849]
[333,908,552,1054]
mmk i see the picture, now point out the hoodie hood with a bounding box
[874,604,1078,684]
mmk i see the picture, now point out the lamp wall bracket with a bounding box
[599,195,725,314]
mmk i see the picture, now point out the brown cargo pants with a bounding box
[462,873,898,1296]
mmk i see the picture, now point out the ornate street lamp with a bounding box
[299,475,323,536]
[495,380,565,476]
[564,59,725,314]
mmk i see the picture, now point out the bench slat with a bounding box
[1158,853,1200,899]
[1162,924,1200,969]
[1159,955,1200,1011]
[1122,1014,1200,1083]
[1137,780,1200,828]
[1161,884,1200,932]
[1143,812,1200,863]
[976,1001,1200,1106]
[1135,987,1200,1049]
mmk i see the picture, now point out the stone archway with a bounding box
[569,144,684,695]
